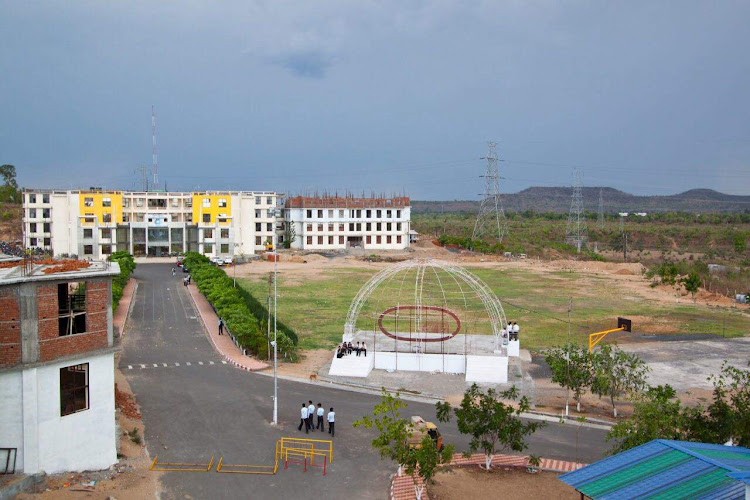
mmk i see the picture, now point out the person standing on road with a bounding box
[316,403,325,431]
[171,267,176,277]
[307,401,316,430]
[327,407,335,437]
[299,403,309,433]
[218,318,224,335]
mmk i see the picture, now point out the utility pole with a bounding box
[597,188,604,229]
[565,168,588,253]
[152,105,159,188]
[472,141,508,243]
[272,251,279,425]
[565,297,572,417]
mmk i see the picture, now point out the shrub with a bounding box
[108,251,136,309]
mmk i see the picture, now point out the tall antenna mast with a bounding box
[565,168,588,253]
[472,141,508,243]
[152,105,158,189]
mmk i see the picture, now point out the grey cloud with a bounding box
[271,49,335,79]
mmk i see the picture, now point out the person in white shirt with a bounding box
[316,403,325,431]
[513,322,520,341]
[299,403,309,433]
[308,401,316,430]
[361,341,367,357]
[327,407,336,437]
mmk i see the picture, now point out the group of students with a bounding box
[298,401,336,437]
[502,321,521,341]
[336,341,367,358]
[182,274,192,286]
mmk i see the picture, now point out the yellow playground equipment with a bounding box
[588,317,632,352]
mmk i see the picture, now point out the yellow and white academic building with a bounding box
[22,190,412,259]
[22,190,281,259]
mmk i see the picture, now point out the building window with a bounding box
[204,243,213,254]
[255,236,262,245]
[255,209,261,218]
[317,210,323,218]
[58,282,86,336]
[103,213,112,223]
[84,197,94,207]
[339,210,344,218]
[349,223,354,231]
[328,210,333,218]
[328,223,334,231]
[42,209,50,218]
[376,210,382,218]
[60,363,89,416]
[30,237,37,246]
[44,237,51,246]
[43,194,49,203]
[83,229,93,239]
[203,198,211,208]
[101,228,111,239]
[203,214,211,223]
[366,223,371,231]
[317,223,323,231]
[256,196,261,204]
[366,210,371,218]
[43,222,50,232]
[339,236,344,244]
[387,223,392,231]
[328,236,333,244]
[83,215,95,224]
[204,229,213,239]
[102,198,111,207]
[387,210,392,218]
[29,208,36,218]
[221,228,229,238]
[218,217,228,224]
[356,223,362,231]
[218,198,227,208]
[366,235,371,244]
[267,197,273,205]
[306,235,313,245]
[397,210,401,218]
[30,223,37,233]
[83,245,93,255]
[338,223,344,231]
[306,210,313,218]
[387,235,392,244]
[397,222,402,231]
[317,236,323,244]
[356,210,362,218]
[220,243,229,253]
[306,223,312,232]
[102,244,112,254]
[376,235,382,244]
[376,223,382,231]
[29,193,36,203]
[267,223,273,231]
[397,235,402,244]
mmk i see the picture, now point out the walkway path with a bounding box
[391,453,585,500]
[186,281,270,371]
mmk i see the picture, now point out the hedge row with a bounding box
[183,252,298,361]
[108,251,136,309]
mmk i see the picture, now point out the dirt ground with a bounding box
[429,466,578,500]
[17,369,160,500]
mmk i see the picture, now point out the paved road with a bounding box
[122,264,609,500]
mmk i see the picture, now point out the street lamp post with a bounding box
[272,250,278,425]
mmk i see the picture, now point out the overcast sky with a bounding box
[2,1,749,200]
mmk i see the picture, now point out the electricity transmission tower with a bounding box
[598,188,605,228]
[565,168,588,253]
[472,142,508,243]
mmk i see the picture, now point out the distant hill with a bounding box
[413,188,750,214]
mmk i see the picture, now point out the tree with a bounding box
[354,389,453,500]
[680,272,702,303]
[590,344,650,417]
[544,343,593,412]
[436,384,543,470]
[607,385,685,453]
[0,164,20,203]
[283,222,296,249]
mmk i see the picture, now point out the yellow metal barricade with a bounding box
[150,455,215,472]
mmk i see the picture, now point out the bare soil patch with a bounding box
[429,466,577,500]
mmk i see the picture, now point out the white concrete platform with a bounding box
[465,355,508,383]
[328,352,374,378]
[507,339,520,357]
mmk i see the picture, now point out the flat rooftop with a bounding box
[0,255,120,285]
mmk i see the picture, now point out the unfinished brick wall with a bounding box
[38,279,111,362]
[0,287,21,367]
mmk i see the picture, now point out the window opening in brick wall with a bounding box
[102,198,111,207]
[338,235,344,244]
[43,193,50,203]
[84,197,94,207]
[306,223,312,231]
[102,244,112,254]
[29,194,36,203]
[317,236,323,244]
[221,228,229,238]
[220,243,229,253]
[328,236,333,244]
[103,213,112,223]
[307,235,313,245]
[60,363,89,416]
[83,245,93,255]
[306,210,312,218]
[83,229,93,239]
[218,198,227,208]
[30,223,37,233]
[317,223,323,231]
[43,222,50,233]
[58,282,87,336]
[317,209,323,218]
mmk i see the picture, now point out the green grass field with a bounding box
[239,264,750,352]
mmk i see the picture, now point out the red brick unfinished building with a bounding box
[0,256,120,474]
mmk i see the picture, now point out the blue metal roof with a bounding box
[559,439,750,499]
